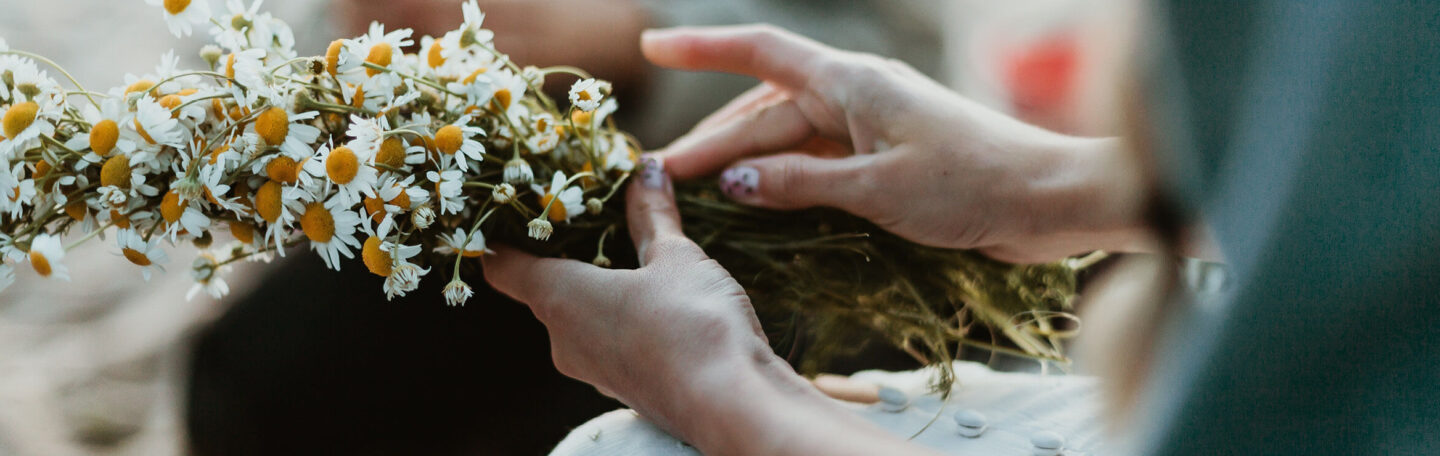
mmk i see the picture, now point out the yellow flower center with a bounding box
[365,42,393,76]
[64,200,87,221]
[111,209,131,229]
[571,109,593,126]
[350,85,367,109]
[577,90,592,101]
[209,144,229,165]
[90,119,119,156]
[300,203,335,243]
[224,53,237,80]
[163,0,191,15]
[326,146,360,184]
[540,193,567,222]
[229,221,256,244]
[362,197,386,223]
[461,245,485,258]
[133,118,156,144]
[160,190,184,224]
[100,154,131,188]
[158,94,183,118]
[33,160,51,180]
[376,137,406,169]
[494,88,512,109]
[2,101,38,139]
[265,155,300,184]
[427,43,446,68]
[29,251,52,277]
[435,125,463,155]
[361,236,392,276]
[325,40,344,76]
[389,190,411,210]
[255,180,282,222]
[124,79,155,97]
[255,107,289,146]
[122,247,152,266]
[462,67,487,84]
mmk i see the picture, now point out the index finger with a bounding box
[482,245,624,316]
[641,24,827,90]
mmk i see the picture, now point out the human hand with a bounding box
[483,159,936,455]
[643,25,1153,263]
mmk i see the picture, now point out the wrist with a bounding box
[1030,135,1156,255]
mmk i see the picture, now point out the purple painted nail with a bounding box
[719,166,759,199]
[640,155,665,188]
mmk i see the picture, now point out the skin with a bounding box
[485,25,1160,455]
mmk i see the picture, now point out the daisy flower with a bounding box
[187,253,231,300]
[159,189,214,241]
[345,114,388,159]
[568,78,607,112]
[426,168,465,215]
[433,115,486,171]
[116,228,169,280]
[436,227,493,258]
[339,23,413,89]
[0,163,37,219]
[503,156,534,185]
[363,175,425,222]
[304,143,378,208]
[65,99,137,168]
[525,112,560,155]
[602,133,637,172]
[251,106,321,159]
[443,278,473,306]
[531,171,585,223]
[25,233,68,281]
[2,99,58,156]
[298,197,363,270]
[131,96,187,149]
[147,0,213,38]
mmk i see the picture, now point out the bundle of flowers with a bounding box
[0,0,1087,381]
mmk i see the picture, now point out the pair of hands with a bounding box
[484,25,1149,455]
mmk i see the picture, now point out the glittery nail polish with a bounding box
[719,166,759,199]
[640,155,665,188]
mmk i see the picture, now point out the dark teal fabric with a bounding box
[1140,1,1440,454]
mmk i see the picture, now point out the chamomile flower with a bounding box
[187,253,231,300]
[433,115,486,171]
[436,227,493,257]
[298,197,362,270]
[2,99,58,156]
[131,96,186,149]
[25,234,68,281]
[147,0,213,38]
[250,106,320,158]
[568,78,607,112]
[339,23,413,89]
[525,112,560,155]
[443,278,473,306]
[344,114,388,159]
[0,163,37,219]
[426,168,465,215]
[66,99,137,167]
[532,171,585,223]
[116,228,169,280]
[159,189,213,241]
[383,260,428,300]
[363,175,425,222]
[503,157,533,185]
[602,133,637,172]
[304,143,378,208]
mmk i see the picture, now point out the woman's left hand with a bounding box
[482,158,937,456]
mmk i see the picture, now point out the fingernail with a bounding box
[640,154,666,188]
[719,166,759,199]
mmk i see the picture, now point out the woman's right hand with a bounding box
[643,25,1153,263]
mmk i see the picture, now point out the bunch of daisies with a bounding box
[0,0,634,305]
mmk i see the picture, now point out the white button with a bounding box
[952,410,988,438]
[1030,431,1065,456]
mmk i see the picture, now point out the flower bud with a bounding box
[200,45,224,67]
[443,279,473,306]
[527,218,553,241]
[504,157,533,185]
[585,198,603,215]
[492,183,516,205]
[411,205,436,229]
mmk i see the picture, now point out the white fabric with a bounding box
[552,362,1106,455]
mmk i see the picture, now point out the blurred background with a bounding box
[0,0,1098,454]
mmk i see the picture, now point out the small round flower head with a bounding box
[503,156,533,185]
[384,262,429,300]
[568,78,607,112]
[187,253,230,300]
[199,45,224,67]
[25,234,68,281]
[146,0,212,37]
[410,205,436,229]
[117,228,169,280]
[585,198,604,215]
[492,183,516,205]
[443,278,473,306]
[527,218,553,241]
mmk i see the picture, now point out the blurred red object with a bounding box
[1001,33,1079,132]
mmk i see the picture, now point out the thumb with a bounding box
[717,152,877,212]
[629,155,705,267]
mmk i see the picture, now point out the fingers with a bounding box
[629,156,705,267]
[659,98,815,180]
[482,244,620,314]
[692,82,788,132]
[641,25,827,90]
[717,152,876,212]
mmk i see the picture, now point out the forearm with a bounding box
[676,357,940,456]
